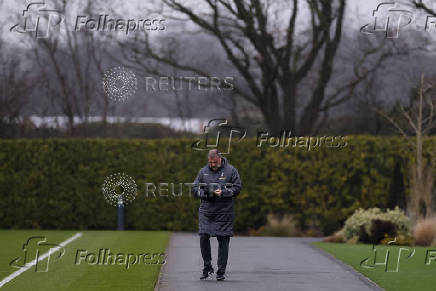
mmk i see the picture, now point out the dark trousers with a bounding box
[200,234,230,275]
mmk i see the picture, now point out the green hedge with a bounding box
[0,136,435,235]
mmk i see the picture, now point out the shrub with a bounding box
[346,235,360,244]
[323,229,345,243]
[343,206,411,243]
[248,213,301,237]
[380,234,414,246]
[414,217,436,246]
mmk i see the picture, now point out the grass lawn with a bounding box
[313,241,436,291]
[0,230,170,291]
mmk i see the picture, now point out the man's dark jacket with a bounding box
[192,157,242,237]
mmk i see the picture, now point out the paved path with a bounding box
[156,232,382,291]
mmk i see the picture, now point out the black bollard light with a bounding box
[102,172,137,231]
[117,197,124,230]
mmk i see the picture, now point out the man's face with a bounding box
[208,156,221,171]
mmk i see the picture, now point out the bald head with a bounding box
[208,149,222,171]
[208,149,221,159]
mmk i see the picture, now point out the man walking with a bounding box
[192,149,242,281]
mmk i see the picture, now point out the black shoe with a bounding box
[200,267,214,280]
[216,274,225,281]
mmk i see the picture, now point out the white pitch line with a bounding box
[0,232,83,288]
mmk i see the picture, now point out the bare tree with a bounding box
[28,0,106,136]
[372,73,436,222]
[117,0,398,135]
[0,41,36,137]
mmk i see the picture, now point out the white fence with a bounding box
[19,116,210,133]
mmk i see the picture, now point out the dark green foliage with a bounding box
[0,136,434,234]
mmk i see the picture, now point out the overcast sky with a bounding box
[1,0,434,118]
[0,0,398,46]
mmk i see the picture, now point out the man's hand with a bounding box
[214,189,222,197]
